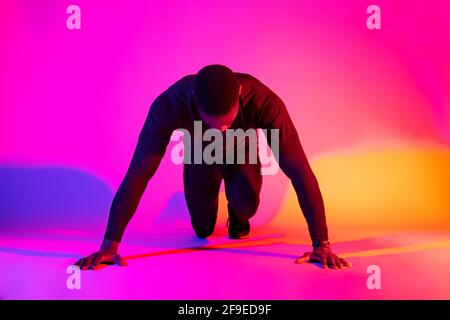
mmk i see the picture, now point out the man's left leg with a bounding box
[221,163,263,239]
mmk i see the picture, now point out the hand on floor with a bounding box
[295,243,351,270]
[74,251,128,271]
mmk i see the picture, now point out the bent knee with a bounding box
[191,220,215,238]
[194,227,214,239]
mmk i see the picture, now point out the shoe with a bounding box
[227,214,250,239]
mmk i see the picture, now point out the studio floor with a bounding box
[1,145,449,299]
[1,226,449,300]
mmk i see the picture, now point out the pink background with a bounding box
[1,0,449,240]
[1,0,450,300]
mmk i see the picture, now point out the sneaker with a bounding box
[227,214,250,239]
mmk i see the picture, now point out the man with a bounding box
[75,65,351,270]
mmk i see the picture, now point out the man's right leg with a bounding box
[183,163,223,238]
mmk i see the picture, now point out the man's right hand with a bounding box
[74,239,127,271]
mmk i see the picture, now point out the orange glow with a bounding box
[268,144,450,241]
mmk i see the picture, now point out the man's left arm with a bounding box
[256,90,351,269]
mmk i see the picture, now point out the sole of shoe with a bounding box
[228,232,250,240]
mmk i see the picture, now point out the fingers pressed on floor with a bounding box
[341,258,352,267]
[327,256,337,269]
[295,253,311,264]
[335,257,343,269]
[82,256,95,270]
[91,255,103,268]
[74,258,83,267]
[320,255,328,269]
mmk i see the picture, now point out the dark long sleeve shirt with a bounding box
[104,73,329,243]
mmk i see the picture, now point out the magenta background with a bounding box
[0,1,449,237]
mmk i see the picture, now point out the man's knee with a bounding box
[193,225,215,238]
[191,216,216,238]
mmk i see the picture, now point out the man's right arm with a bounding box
[104,89,182,243]
[75,85,184,269]
[103,129,167,243]
[75,124,168,270]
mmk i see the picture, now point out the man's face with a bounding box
[198,103,239,132]
[196,85,241,132]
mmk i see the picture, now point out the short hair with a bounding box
[194,64,240,116]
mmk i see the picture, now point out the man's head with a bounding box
[193,64,241,131]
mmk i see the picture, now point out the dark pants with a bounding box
[183,163,263,238]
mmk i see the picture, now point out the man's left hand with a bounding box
[295,243,351,269]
